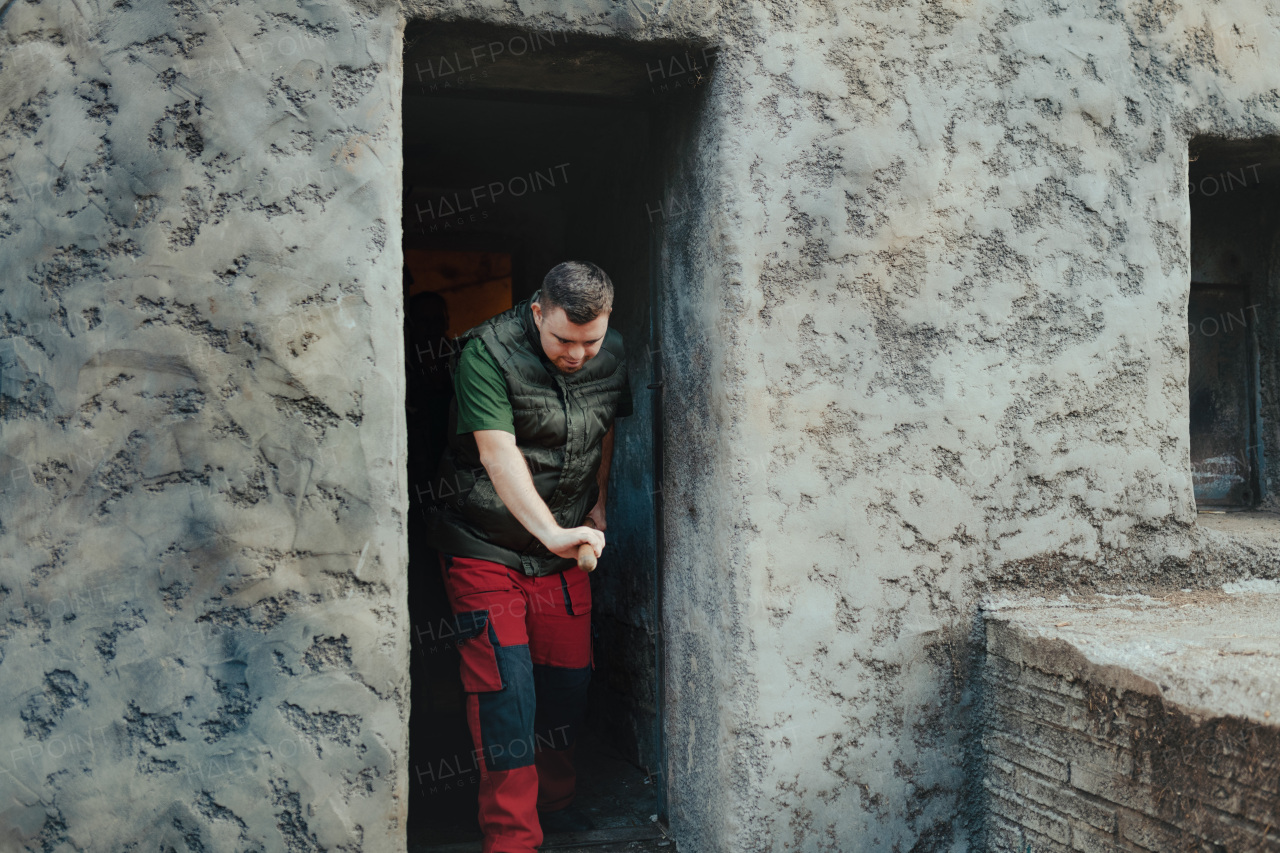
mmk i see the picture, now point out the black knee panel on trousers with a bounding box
[477,636,536,772]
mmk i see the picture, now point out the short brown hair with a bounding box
[539,261,613,324]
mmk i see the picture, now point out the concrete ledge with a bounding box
[984,584,1280,724]
[982,586,1280,852]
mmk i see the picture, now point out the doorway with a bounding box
[401,22,710,849]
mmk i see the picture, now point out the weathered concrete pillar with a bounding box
[0,0,407,848]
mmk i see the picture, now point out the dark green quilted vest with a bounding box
[425,292,628,577]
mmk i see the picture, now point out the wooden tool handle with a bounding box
[576,542,597,573]
[576,516,599,572]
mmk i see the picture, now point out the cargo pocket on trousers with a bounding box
[558,569,595,671]
[558,568,593,616]
[454,610,504,693]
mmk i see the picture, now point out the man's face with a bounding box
[531,301,608,374]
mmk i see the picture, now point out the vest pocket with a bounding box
[459,477,531,552]
[454,610,504,693]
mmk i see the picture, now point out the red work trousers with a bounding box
[440,554,593,853]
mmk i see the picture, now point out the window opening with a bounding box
[1187,138,1280,510]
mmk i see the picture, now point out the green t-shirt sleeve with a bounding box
[454,338,515,435]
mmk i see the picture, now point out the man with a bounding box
[425,261,632,853]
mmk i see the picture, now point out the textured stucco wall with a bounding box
[0,0,407,849]
[716,2,1280,850]
[8,0,1280,852]
[651,0,1280,850]
[654,1,1280,850]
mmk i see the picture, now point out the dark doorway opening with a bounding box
[402,23,712,850]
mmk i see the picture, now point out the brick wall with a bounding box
[983,616,1280,852]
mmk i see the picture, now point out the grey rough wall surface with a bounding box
[0,0,407,850]
[7,0,1280,851]
[983,599,1280,851]
[655,1,1280,851]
